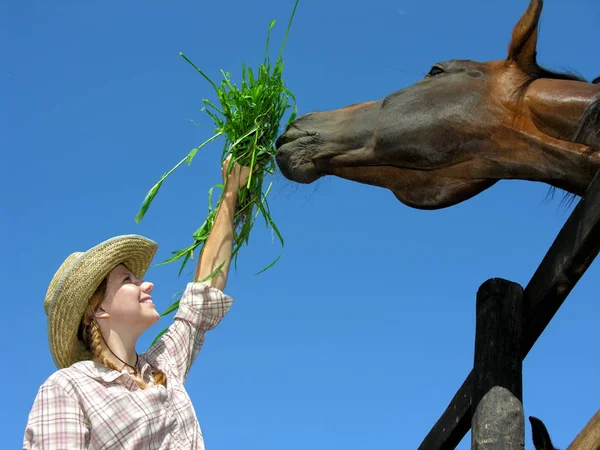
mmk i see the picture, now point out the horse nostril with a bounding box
[275,127,315,149]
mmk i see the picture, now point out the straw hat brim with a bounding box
[45,234,158,369]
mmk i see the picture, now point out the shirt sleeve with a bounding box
[23,379,90,449]
[145,282,233,382]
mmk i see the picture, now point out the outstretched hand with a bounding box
[222,155,252,192]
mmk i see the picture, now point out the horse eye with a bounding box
[427,66,444,78]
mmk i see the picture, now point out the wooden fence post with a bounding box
[419,168,600,450]
[471,278,524,450]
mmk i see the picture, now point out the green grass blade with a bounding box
[186,131,224,166]
[278,0,300,62]
[134,178,164,224]
[135,153,193,223]
[155,242,197,266]
[177,251,192,277]
[150,327,169,346]
[160,300,181,317]
[196,260,226,283]
[180,52,219,93]
[255,253,282,275]
[266,19,276,58]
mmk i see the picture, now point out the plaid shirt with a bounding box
[24,282,233,449]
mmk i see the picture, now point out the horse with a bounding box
[275,0,599,210]
[275,0,599,447]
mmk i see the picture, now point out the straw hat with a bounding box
[44,235,158,369]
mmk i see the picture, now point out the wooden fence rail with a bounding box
[418,169,600,450]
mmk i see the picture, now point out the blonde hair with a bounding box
[78,277,167,389]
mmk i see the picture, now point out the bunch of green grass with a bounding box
[135,0,299,337]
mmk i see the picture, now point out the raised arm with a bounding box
[194,155,250,290]
[144,155,250,381]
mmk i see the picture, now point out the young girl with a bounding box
[24,156,250,449]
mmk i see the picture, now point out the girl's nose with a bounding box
[141,281,154,294]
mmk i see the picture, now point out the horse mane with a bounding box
[514,65,586,98]
[575,94,600,147]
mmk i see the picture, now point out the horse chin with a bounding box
[391,178,499,210]
[391,190,466,210]
[328,165,498,210]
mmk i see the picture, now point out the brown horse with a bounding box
[275,0,599,211]
[275,0,599,447]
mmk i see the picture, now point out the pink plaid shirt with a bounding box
[24,282,233,449]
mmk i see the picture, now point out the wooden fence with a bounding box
[418,169,600,449]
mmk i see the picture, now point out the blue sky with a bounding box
[2,0,599,448]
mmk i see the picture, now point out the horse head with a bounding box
[275,0,600,209]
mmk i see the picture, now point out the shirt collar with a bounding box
[71,358,154,383]
[71,360,124,382]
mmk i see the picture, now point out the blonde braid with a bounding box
[79,277,167,389]
[152,366,167,388]
[87,319,122,373]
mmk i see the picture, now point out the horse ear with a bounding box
[507,0,543,73]
[529,416,557,450]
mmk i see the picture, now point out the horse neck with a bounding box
[518,79,600,195]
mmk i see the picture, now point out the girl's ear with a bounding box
[94,307,110,319]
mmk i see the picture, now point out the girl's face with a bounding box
[99,264,159,333]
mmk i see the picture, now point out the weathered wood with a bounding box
[418,168,600,450]
[472,388,524,450]
[522,167,600,356]
[418,373,473,450]
[471,279,524,450]
[567,408,600,450]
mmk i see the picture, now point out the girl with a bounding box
[24,156,250,449]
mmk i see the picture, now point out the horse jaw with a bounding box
[330,165,498,210]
